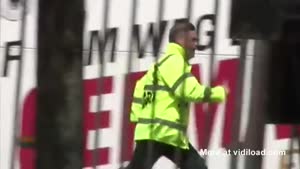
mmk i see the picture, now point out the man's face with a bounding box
[183,30,198,59]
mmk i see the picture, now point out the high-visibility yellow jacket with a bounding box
[130,43,226,149]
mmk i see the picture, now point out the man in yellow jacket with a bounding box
[126,20,227,169]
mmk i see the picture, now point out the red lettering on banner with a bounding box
[276,125,300,139]
[20,77,113,169]
[83,78,112,166]
[20,89,37,169]
[120,72,145,162]
[190,64,205,150]
[193,59,239,149]
[215,59,238,148]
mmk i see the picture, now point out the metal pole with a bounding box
[244,40,270,169]
[0,0,2,165]
[148,0,165,167]
[119,0,137,168]
[203,0,220,160]
[10,1,27,168]
[173,0,193,167]
[154,0,165,136]
[92,0,110,168]
[288,126,296,169]
[36,0,85,168]
[296,125,300,169]
[229,39,248,169]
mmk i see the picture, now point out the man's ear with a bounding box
[176,37,186,47]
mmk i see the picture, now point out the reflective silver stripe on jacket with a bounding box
[132,97,143,104]
[144,85,172,92]
[144,73,193,94]
[156,54,173,67]
[171,73,193,92]
[138,118,186,131]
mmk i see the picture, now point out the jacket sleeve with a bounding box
[130,79,144,122]
[158,55,226,102]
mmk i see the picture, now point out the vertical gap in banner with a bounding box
[203,0,220,161]
[297,125,300,169]
[0,0,0,45]
[288,125,300,169]
[147,0,165,167]
[173,0,193,168]
[10,0,27,169]
[244,40,270,169]
[288,126,296,169]
[229,40,248,169]
[119,0,137,168]
[0,1,2,161]
[93,0,110,168]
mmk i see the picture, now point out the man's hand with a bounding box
[209,86,227,102]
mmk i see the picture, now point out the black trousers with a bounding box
[125,140,207,169]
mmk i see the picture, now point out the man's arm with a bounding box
[158,55,226,102]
